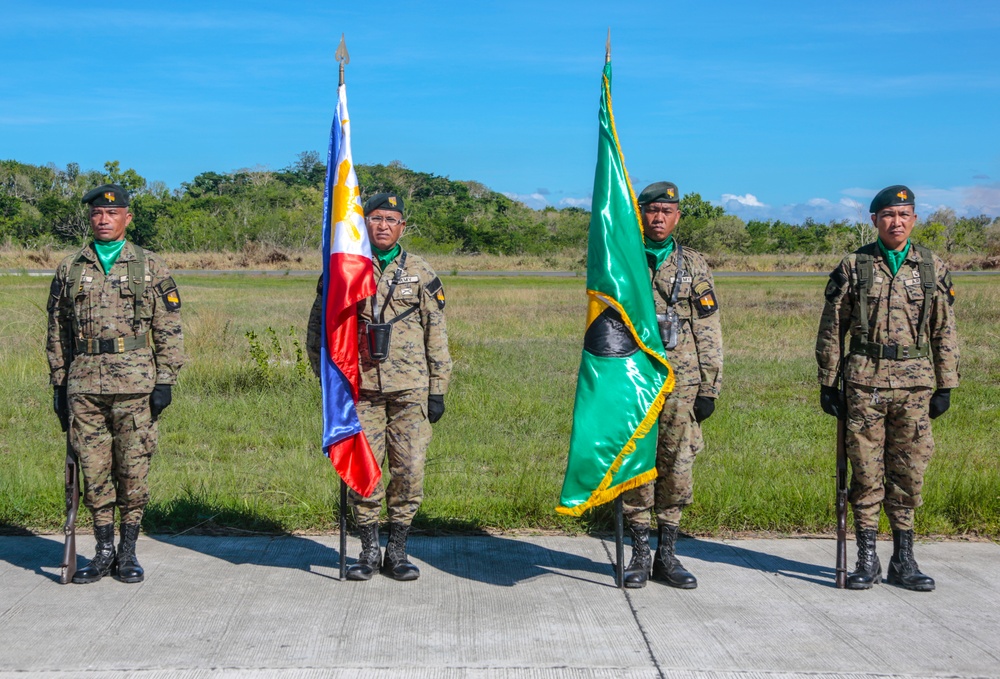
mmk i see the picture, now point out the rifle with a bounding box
[59,429,80,585]
[834,360,848,589]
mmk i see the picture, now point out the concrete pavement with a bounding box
[1,533,998,678]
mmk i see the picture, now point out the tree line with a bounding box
[2,156,998,257]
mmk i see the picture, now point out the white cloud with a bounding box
[503,192,548,210]
[558,196,591,208]
[720,193,767,208]
[719,191,864,223]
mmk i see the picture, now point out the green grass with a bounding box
[1,273,997,537]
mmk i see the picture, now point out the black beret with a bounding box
[637,181,680,205]
[870,185,914,214]
[363,192,404,216]
[82,184,130,208]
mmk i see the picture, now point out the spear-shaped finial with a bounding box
[336,33,350,86]
[605,27,611,63]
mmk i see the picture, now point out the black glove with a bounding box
[929,389,951,419]
[427,394,445,424]
[820,384,844,420]
[53,385,69,432]
[693,396,716,423]
[150,384,173,421]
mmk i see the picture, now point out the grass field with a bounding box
[1,271,997,537]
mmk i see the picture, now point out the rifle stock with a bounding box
[835,376,848,589]
[59,432,79,585]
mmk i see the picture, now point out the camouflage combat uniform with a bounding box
[816,242,959,530]
[307,250,451,526]
[623,242,723,527]
[47,242,184,527]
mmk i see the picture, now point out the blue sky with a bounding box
[2,1,998,223]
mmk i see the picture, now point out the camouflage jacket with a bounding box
[307,251,452,395]
[46,242,185,395]
[815,242,959,389]
[650,244,723,398]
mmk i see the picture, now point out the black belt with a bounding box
[75,334,150,355]
[849,336,929,360]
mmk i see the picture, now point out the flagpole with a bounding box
[339,481,348,579]
[605,27,626,590]
[614,496,624,588]
[335,32,351,581]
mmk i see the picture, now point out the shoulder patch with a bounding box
[939,272,955,306]
[694,285,718,317]
[825,264,849,303]
[425,276,446,310]
[47,277,63,312]
[155,276,181,311]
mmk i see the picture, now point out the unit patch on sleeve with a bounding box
[47,277,63,311]
[824,265,849,303]
[939,272,956,306]
[693,281,719,317]
[425,276,446,310]
[155,277,182,311]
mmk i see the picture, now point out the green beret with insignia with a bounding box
[870,185,914,214]
[363,192,404,216]
[637,181,680,205]
[81,184,130,208]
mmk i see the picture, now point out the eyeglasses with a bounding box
[367,216,402,226]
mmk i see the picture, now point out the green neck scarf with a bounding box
[877,238,910,277]
[372,243,401,270]
[644,235,676,272]
[93,239,127,274]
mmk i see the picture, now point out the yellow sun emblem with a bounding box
[333,158,364,241]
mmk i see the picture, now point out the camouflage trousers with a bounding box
[622,384,702,528]
[351,387,431,527]
[845,384,934,531]
[69,393,156,527]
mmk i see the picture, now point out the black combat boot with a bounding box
[846,528,881,590]
[652,524,697,589]
[623,524,651,589]
[345,523,381,581]
[886,529,935,592]
[116,522,144,583]
[72,523,116,584]
[381,522,420,581]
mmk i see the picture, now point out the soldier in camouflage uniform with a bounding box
[47,184,184,584]
[816,185,958,592]
[307,192,451,582]
[621,182,723,589]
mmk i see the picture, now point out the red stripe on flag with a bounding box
[325,252,375,398]
[328,431,380,498]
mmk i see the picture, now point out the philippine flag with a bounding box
[320,82,381,497]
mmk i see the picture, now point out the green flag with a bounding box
[556,60,675,517]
